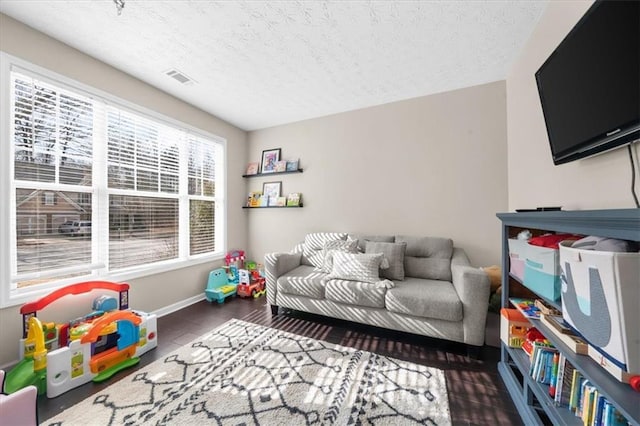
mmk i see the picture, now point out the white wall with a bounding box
[0,14,248,367]
[246,81,508,269]
[506,0,639,211]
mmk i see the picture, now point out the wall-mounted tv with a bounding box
[535,0,639,165]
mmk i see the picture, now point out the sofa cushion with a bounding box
[325,279,387,308]
[365,241,407,280]
[347,234,395,253]
[385,277,462,322]
[316,239,359,273]
[327,252,386,283]
[277,265,327,299]
[396,235,453,281]
[302,232,347,267]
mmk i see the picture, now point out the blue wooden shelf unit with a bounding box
[496,209,640,426]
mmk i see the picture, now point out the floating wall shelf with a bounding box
[242,169,303,178]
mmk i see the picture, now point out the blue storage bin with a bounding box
[523,244,561,302]
[523,259,561,301]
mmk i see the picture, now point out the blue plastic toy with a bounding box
[223,265,239,284]
[205,268,237,304]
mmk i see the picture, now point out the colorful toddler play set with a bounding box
[205,250,266,303]
[3,281,157,399]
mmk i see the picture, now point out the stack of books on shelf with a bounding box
[529,345,630,425]
[529,342,558,386]
[569,370,630,425]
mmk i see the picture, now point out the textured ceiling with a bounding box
[0,0,548,131]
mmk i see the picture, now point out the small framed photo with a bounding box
[276,196,287,207]
[275,160,287,172]
[260,148,281,174]
[245,162,259,175]
[286,159,299,172]
[286,192,301,207]
[262,181,282,202]
[248,192,262,207]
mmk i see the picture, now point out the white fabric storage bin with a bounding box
[508,239,528,280]
[559,240,640,376]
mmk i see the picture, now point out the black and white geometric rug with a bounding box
[45,319,451,425]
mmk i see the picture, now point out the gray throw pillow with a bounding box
[347,234,395,252]
[396,235,453,281]
[365,241,407,280]
[302,232,347,268]
[327,252,385,283]
[316,239,359,273]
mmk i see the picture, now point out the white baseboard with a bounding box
[0,359,16,371]
[151,294,206,318]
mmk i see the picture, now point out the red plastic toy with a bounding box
[237,270,266,298]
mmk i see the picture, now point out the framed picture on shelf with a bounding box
[286,192,301,207]
[286,159,299,171]
[245,162,259,175]
[275,160,287,172]
[260,148,281,174]
[276,196,287,207]
[262,181,282,203]
[248,192,262,207]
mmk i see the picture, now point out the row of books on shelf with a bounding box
[247,192,301,207]
[529,344,629,425]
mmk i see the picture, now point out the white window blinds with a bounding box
[106,109,185,270]
[8,67,225,294]
[187,135,219,256]
[12,73,96,287]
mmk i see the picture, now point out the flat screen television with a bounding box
[535,0,640,165]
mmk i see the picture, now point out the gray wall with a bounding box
[0,14,248,367]
[246,81,508,268]
[506,0,639,211]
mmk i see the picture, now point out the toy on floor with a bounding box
[237,266,266,299]
[4,281,157,398]
[0,370,38,426]
[205,268,237,303]
[224,250,245,283]
[223,265,238,284]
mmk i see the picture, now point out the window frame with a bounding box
[0,52,227,308]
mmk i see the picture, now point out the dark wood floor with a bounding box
[37,297,523,425]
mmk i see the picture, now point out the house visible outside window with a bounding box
[1,54,226,306]
[42,192,56,206]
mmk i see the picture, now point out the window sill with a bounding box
[1,254,223,309]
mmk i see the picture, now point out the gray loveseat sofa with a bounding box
[265,232,490,352]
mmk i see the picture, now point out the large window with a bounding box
[2,57,226,305]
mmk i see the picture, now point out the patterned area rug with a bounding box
[45,319,451,425]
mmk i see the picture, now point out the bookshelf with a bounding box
[496,209,640,426]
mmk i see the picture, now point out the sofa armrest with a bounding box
[451,251,490,346]
[451,247,471,267]
[264,251,302,306]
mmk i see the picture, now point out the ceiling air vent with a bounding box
[164,69,195,85]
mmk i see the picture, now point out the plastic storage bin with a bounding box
[500,308,531,348]
[559,240,640,378]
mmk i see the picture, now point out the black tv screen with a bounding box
[535,0,640,165]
